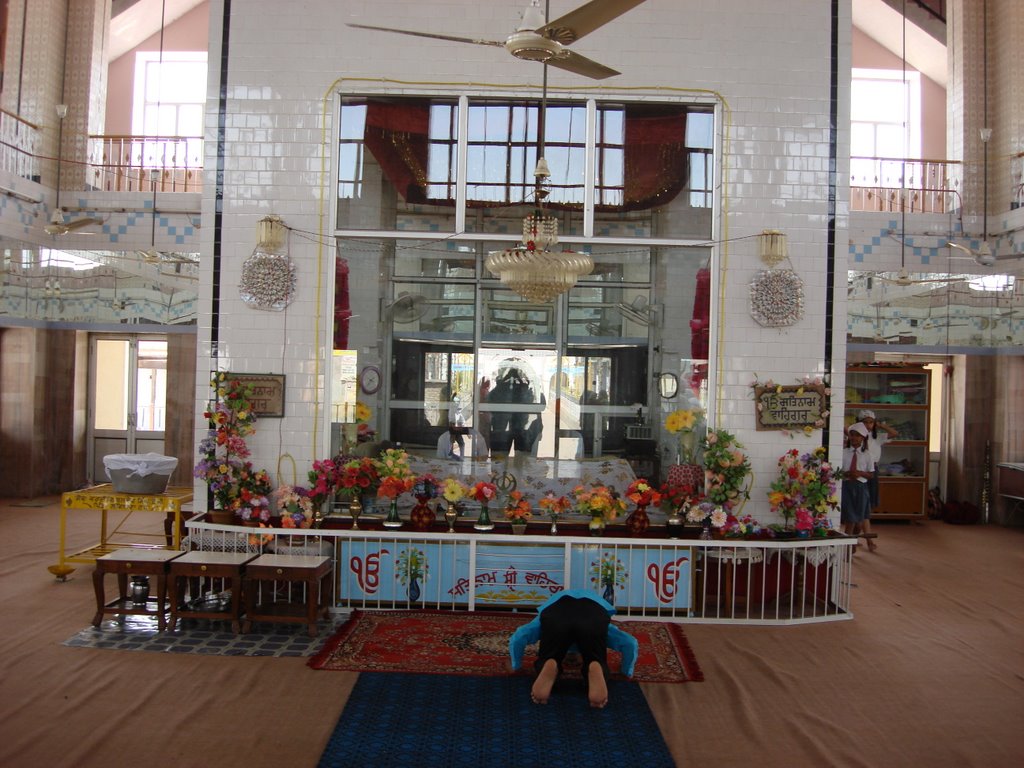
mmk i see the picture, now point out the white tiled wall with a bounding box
[195,0,854,520]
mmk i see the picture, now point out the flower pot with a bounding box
[665,513,684,540]
[409,499,435,531]
[625,504,650,536]
[473,503,494,532]
[382,498,403,529]
[510,521,527,535]
[589,516,606,536]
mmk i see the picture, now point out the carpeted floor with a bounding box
[308,608,702,682]
[317,672,675,768]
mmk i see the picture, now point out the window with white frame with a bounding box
[132,51,207,137]
[851,67,921,186]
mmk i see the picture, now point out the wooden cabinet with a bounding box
[846,364,931,519]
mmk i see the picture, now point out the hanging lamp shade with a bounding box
[485,213,594,302]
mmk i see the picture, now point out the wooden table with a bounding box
[51,484,194,580]
[92,547,185,631]
[168,551,257,632]
[242,554,333,637]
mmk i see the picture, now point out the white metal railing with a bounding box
[0,108,40,180]
[850,156,962,213]
[184,519,855,625]
[87,134,203,193]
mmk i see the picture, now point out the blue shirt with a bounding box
[507,590,639,677]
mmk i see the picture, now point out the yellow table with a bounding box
[50,484,194,580]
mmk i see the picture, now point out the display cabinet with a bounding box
[845,364,930,519]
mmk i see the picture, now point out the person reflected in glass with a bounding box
[487,367,535,454]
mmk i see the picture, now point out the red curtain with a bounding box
[361,100,689,212]
[333,258,351,350]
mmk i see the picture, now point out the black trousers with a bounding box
[534,595,610,674]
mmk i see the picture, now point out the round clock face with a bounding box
[359,365,381,395]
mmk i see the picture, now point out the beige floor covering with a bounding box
[0,499,1021,768]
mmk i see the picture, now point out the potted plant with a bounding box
[624,478,662,536]
[503,490,532,534]
[374,448,415,528]
[470,480,498,531]
[686,499,727,539]
[440,477,470,532]
[538,491,571,535]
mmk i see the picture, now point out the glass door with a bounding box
[88,335,168,483]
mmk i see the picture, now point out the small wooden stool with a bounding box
[168,551,257,632]
[92,548,185,631]
[242,554,333,637]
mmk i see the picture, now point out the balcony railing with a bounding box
[87,134,203,193]
[850,156,962,213]
[0,108,40,180]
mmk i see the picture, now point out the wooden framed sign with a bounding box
[229,373,285,417]
[753,383,827,431]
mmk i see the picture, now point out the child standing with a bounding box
[856,409,899,512]
[842,422,876,551]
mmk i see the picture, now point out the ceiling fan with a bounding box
[44,210,103,236]
[347,0,647,80]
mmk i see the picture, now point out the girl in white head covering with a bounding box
[842,422,876,549]
[856,409,899,517]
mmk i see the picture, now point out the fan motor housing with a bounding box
[505,32,562,62]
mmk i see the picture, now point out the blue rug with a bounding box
[318,672,675,768]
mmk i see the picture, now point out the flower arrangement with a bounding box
[664,407,703,463]
[412,474,441,502]
[701,429,751,507]
[686,500,728,529]
[338,457,380,498]
[659,481,701,514]
[572,483,627,523]
[354,401,377,443]
[194,374,272,519]
[767,447,839,527]
[625,478,662,508]
[272,485,314,528]
[441,477,470,505]
[538,492,571,519]
[504,490,532,522]
[471,480,498,507]
[721,512,764,538]
[374,448,415,499]
[395,547,428,586]
[307,457,346,506]
[591,553,628,592]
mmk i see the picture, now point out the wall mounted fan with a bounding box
[389,292,430,323]
[617,294,656,325]
[348,0,647,80]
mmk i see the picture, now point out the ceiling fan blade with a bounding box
[539,0,647,44]
[548,49,620,79]
[346,23,504,48]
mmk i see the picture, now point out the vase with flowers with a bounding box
[624,478,661,536]
[659,480,701,538]
[194,374,273,524]
[503,490,532,534]
[470,480,498,531]
[768,447,839,532]
[409,474,440,531]
[441,477,470,532]
[538,491,571,535]
[573,483,627,536]
[701,429,752,510]
[375,448,415,528]
[686,499,728,539]
[307,457,345,512]
[272,485,314,529]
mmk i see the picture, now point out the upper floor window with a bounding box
[851,67,921,162]
[132,52,207,136]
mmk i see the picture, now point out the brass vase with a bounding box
[348,495,362,530]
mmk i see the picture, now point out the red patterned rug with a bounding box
[308,609,703,683]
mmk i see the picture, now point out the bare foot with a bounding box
[587,661,608,708]
[531,659,558,704]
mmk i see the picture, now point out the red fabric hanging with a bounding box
[333,258,351,350]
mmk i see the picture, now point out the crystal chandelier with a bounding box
[485,208,594,303]
[484,75,593,302]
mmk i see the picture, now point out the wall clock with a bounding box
[359,365,381,395]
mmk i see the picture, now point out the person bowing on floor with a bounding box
[509,589,638,709]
